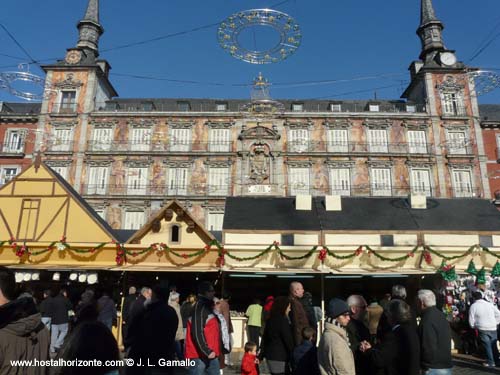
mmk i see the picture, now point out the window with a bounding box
[410,169,432,196]
[60,91,76,113]
[479,235,493,248]
[381,235,394,246]
[208,167,229,196]
[292,103,303,112]
[170,225,181,243]
[452,169,473,197]
[0,167,19,185]
[130,128,151,151]
[141,102,154,111]
[167,167,188,195]
[177,101,190,112]
[330,103,342,112]
[371,168,392,196]
[127,167,148,195]
[124,211,145,230]
[52,128,73,151]
[216,103,228,111]
[288,129,309,152]
[87,166,109,195]
[289,167,310,195]
[4,130,25,153]
[51,166,68,180]
[93,209,106,220]
[209,128,231,152]
[329,168,351,196]
[368,129,388,153]
[447,131,467,155]
[170,128,191,152]
[496,133,500,150]
[442,92,465,116]
[369,104,380,112]
[327,129,349,153]
[18,199,40,240]
[407,130,427,154]
[207,212,224,231]
[91,128,113,151]
[406,105,416,113]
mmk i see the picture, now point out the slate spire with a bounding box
[76,0,104,58]
[417,0,445,61]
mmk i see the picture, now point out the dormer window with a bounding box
[406,105,416,113]
[170,224,181,243]
[292,103,303,112]
[177,101,190,112]
[141,102,154,111]
[216,103,228,111]
[369,104,380,112]
[330,103,342,112]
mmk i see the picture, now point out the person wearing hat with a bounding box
[318,298,355,375]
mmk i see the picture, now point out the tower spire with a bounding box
[76,0,104,59]
[417,0,445,62]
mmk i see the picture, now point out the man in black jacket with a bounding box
[50,288,72,353]
[122,286,137,341]
[346,294,371,375]
[416,289,453,374]
[124,286,151,349]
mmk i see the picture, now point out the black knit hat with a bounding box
[327,298,350,318]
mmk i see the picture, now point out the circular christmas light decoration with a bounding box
[218,9,302,64]
[468,70,500,96]
[0,71,45,101]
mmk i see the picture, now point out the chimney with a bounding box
[325,195,342,211]
[410,194,427,209]
[295,195,312,210]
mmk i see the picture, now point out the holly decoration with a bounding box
[115,243,125,266]
[492,261,500,277]
[466,259,478,276]
[216,248,226,268]
[355,246,363,256]
[423,250,432,265]
[318,248,327,263]
[477,267,486,285]
[438,261,457,282]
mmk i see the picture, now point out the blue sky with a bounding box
[1,0,500,103]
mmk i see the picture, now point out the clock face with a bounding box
[65,50,81,65]
[440,52,457,66]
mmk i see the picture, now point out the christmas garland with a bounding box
[4,236,500,277]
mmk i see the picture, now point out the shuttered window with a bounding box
[289,167,310,195]
[170,128,191,151]
[447,131,467,155]
[167,168,188,195]
[127,167,148,195]
[407,130,427,154]
[207,212,224,231]
[130,128,151,151]
[371,168,392,196]
[368,129,388,153]
[288,129,309,152]
[209,128,231,152]
[124,211,145,230]
[452,169,473,197]
[327,129,349,153]
[208,167,229,196]
[53,129,72,151]
[329,168,351,196]
[92,128,113,151]
[88,166,109,195]
[410,169,431,196]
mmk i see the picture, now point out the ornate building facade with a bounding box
[1,0,498,231]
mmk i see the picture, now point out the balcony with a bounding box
[81,183,230,197]
[443,144,475,157]
[44,141,75,154]
[51,102,79,115]
[286,141,434,155]
[85,140,234,154]
[0,143,25,157]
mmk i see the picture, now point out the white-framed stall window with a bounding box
[289,167,310,195]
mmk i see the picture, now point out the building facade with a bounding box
[1,0,497,231]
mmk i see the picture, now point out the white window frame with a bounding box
[167,167,188,195]
[368,129,388,153]
[447,131,467,155]
[208,167,230,196]
[130,128,152,152]
[452,169,474,197]
[207,212,224,231]
[87,166,109,195]
[127,167,148,195]
[209,128,231,152]
[410,168,432,197]
[442,92,465,116]
[329,168,351,196]
[327,129,349,153]
[407,130,427,154]
[4,129,26,153]
[52,128,73,152]
[292,103,304,112]
[370,167,392,196]
[289,167,310,196]
[91,128,113,151]
[369,104,380,112]
[124,211,145,230]
[288,129,309,152]
[216,103,228,111]
[170,128,191,152]
[0,166,19,185]
[406,105,416,113]
[51,166,69,180]
[330,104,342,112]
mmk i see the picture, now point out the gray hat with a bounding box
[327,298,350,318]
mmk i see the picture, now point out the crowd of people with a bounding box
[2,264,500,375]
